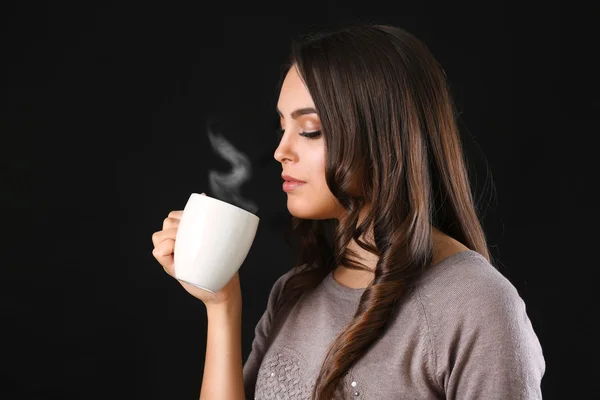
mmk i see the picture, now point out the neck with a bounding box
[341,203,378,272]
[334,204,466,288]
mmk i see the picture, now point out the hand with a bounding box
[151,193,242,307]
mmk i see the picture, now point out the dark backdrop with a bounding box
[2,2,594,399]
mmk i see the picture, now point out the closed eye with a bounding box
[300,130,322,138]
[276,128,322,141]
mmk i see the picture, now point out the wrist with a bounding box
[205,298,242,319]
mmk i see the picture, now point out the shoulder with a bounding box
[415,250,546,396]
[416,250,525,328]
[271,267,298,292]
[265,267,301,306]
[418,250,520,312]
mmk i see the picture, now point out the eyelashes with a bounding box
[275,127,322,141]
[300,130,322,139]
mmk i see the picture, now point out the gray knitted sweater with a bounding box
[243,250,545,399]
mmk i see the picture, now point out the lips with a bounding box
[282,180,305,192]
[282,174,306,183]
[281,173,306,193]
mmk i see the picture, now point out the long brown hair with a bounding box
[272,23,491,399]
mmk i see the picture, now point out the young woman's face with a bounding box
[274,65,345,220]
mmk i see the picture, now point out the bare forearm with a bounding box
[199,300,245,400]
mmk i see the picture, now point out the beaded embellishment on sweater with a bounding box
[254,347,310,399]
[254,346,364,399]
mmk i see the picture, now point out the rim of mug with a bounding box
[189,193,259,220]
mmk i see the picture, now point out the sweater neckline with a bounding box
[322,249,481,300]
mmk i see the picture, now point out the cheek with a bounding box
[314,155,326,186]
[305,146,329,197]
[285,144,343,219]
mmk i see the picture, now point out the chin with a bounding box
[286,196,341,220]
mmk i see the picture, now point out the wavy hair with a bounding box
[271,23,492,399]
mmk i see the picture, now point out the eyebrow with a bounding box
[276,107,317,119]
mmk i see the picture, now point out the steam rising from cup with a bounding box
[207,121,258,215]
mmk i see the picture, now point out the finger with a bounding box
[159,256,175,277]
[153,239,175,275]
[162,257,175,277]
[154,237,174,256]
[162,215,181,230]
[167,210,183,220]
[151,228,178,247]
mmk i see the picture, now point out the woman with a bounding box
[151,24,546,399]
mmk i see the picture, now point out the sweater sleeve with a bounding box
[242,269,295,398]
[431,265,546,399]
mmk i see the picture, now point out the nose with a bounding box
[273,132,297,164]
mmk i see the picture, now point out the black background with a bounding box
[1,1,595,399]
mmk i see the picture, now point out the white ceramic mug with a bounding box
[173,193,260,293]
